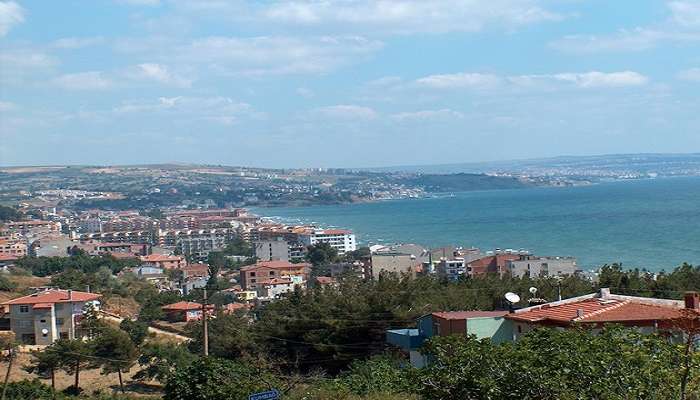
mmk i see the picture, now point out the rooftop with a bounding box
[432,311,509,320]
[1,289,101,306]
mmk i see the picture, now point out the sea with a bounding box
[252,177,700,272]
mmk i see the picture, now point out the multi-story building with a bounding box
[506,255,579,278]
[1,289,101,345]
[310,229,356,255]
[171,229,234,259]
[435,258,466,281]
[74,230,153,245]
[239,260,311,291]
[5,220,62,236]
[0,236,27,259]
[139,254,186,270]
[254,238,290,262]
[370,252,423,279]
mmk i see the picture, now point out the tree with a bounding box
[0,335,18,400]
[187,312,258,360]
[92,327,138,393]
[119,319,149,346]
[24,348,61,394]
[46,339,95,394]
[306,243,339,267]
[164,357,280,400]
[134,343,198,384]
[0,206,21,222]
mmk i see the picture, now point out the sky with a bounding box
[1,0,700,168]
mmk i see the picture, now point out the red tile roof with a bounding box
[140,254,183,262]
[1,290,100,306]
[507,298,686,324]
[240,260,311,271]
[161,301,212,311]
[315,276,336,285]
[432,311,509,320]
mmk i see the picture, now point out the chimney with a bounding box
[576,309,584,318]
[67,290,73,301]
[684,292,700,310]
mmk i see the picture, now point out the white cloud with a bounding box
[0,49,57,69]
[0,1,23,37]
[0,100,16,112]
[415,72,500,89]
[128,63,192,88]
[411,71,649,90]
[52,37,105,49]
[116,0,161,6]
[391,109,464,121]
[52,71,114,90]
[678,67,700,82]
[296,87,314,98]
[258,0,562,34]
[116,35,382,76]
[315,105,377,119]
[113,96,255,125]
[551,71,649,88]
[550,1,700,53]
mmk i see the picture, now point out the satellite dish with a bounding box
[41,328,49,335]
[505,292,521,303]
[529,287,538,295]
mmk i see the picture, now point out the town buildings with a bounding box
[506,255,579,278]
[140,254,186,270]
[1,289,101,345]
[387,289,700,367]
[239,260,311,293]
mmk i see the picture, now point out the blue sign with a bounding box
[249,389,280,400]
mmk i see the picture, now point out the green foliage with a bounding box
[134,288,182,322]
[92,327,138,375]
[163,357,280,400]
[2,379,56,400]
[306,243,340,267]
[599,262,700,299]
[416,327,694,400]
[16,254,137,278]
[134,342,198,384]
[334,356,414,396]
[187,312,259,359]
[0,274,17,291]
[119,319,149,346]
[0,205,22,222]
[223,236,253,257]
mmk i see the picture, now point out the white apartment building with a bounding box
[310,229,356,255]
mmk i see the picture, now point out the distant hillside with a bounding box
[400,173,528,192]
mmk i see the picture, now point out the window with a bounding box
[269,271,275,276]
[250,272,256,277]
[18,320,31,329]
[250,279,256,283]
[57,318,64,326]
[40,319,46,323]
[19,305,29,313]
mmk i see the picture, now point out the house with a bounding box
[0,289,101,345]
[161,301,213,322]
[467,254,521,276]
[239,260,311,290]
[370,252,423,279]
[506,289,700,340]
[315,276,338,287]
[257,277,303,299]
[387,289,700,367]
[506,255,579,278]
[139,254,186,269]
[387,311,511,367]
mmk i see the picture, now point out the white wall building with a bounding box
[310,229,356,255]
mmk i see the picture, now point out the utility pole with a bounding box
[555,276,563,301]
[202,287,209,356]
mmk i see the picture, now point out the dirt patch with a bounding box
[0,352,163,398]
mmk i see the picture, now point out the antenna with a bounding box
[529,287,538,295]
[505,292,520,304]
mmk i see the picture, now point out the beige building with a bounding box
[1,289,101,345]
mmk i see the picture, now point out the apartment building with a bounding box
[1,289,101,345]
[370,252,423,279]
[254,238,290,262]
[5,220,62,236]
[139,254,186,269]
[507,255,579,278]
[239,260,311,291]
[310,229,356,255]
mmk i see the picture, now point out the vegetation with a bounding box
[15,254,138,278]
[0,206,22,222]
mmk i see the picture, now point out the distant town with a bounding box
[0,158,698,398]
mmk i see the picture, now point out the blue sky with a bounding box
[1,0,699,168]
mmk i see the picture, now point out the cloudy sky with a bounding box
[1,0,699,168]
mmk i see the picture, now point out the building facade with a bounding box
[1,289,101,345]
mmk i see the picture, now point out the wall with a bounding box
[466,317,514,344]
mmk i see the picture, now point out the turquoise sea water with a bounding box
[253,177,700,271]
